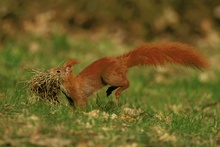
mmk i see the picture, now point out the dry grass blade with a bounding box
[28,69,62,103]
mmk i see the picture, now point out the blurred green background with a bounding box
[1,0,220,45]
[1,0,220,97]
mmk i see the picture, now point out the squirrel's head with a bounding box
[49,59,80,77]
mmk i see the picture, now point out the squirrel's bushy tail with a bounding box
[119,42,209,69]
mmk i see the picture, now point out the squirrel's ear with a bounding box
[65,66,72,73]
[63,59,80,73]
[64,59,80,68]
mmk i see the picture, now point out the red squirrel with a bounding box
[49,42,209,109]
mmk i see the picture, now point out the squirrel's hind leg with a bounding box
[115,79,129,99]
[102,75,130,99]
[102,62,129,98]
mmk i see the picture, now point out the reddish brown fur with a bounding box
[121,42,209,69]
[49,42,209,110]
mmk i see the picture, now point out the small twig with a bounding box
[202,101,219,110]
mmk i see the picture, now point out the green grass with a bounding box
[0,35,219,146]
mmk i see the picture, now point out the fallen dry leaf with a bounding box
[30,135,72,147]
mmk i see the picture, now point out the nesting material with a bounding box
[28,69,62,103]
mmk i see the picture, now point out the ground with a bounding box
[0,34,219,146]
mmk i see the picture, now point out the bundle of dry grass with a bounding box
[28,69,62,103]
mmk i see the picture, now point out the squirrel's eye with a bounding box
[56,70,61,73]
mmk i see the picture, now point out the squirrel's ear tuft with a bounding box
[63,59,80,68]
[63,59,80,74]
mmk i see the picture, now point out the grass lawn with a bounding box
[0,34,219,146]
